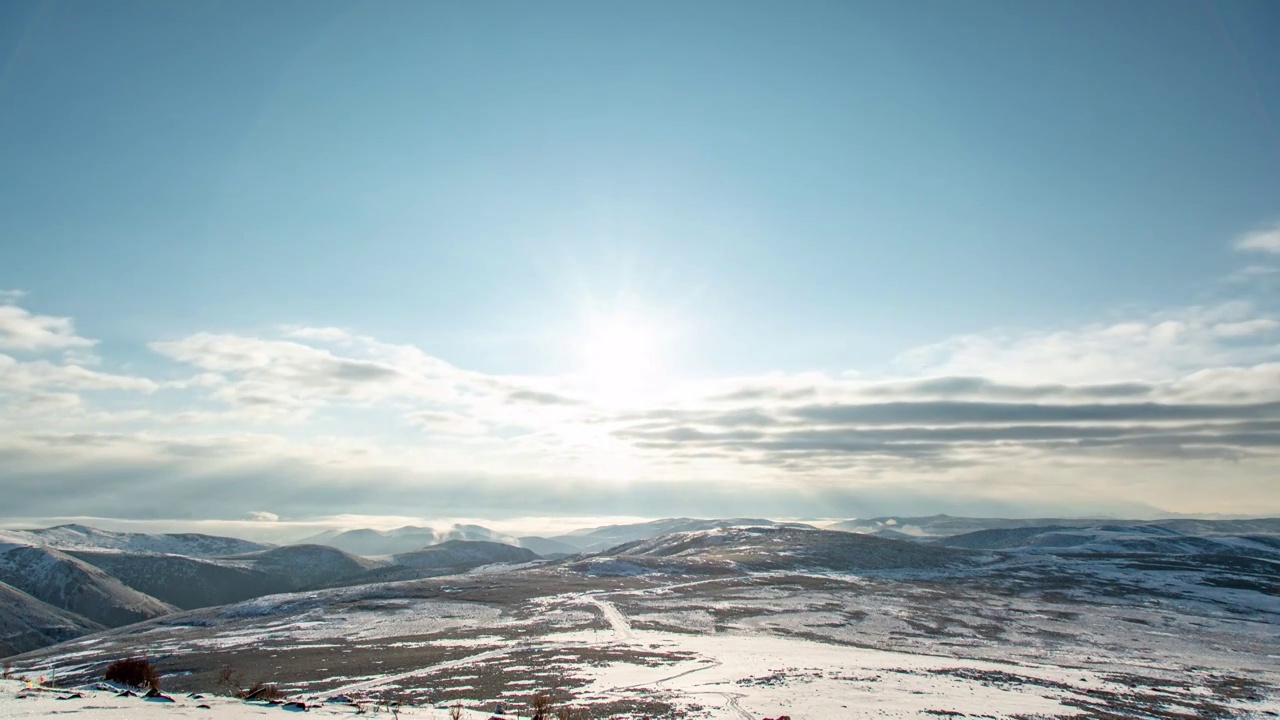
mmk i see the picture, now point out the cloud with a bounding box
[0,354,159,393]
[506,389,582,406]
[284,326,356,343]
[149,332,422,413]
[0,428,1189,520]
[0,290,26,304]
[0,304,96,351]
[1214,318,1280,338]
[5,289,1280,519]
[405,410,485,435]
[1236,223,1280,253]
[246,511,279,522]
[897,302,1280,384]
[1233,264,1278,278]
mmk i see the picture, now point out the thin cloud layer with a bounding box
[1,288,1279,521]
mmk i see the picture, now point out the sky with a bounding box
[2,0,1279,531]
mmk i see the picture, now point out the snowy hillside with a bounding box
[551,518,816,553]
[0,546,175,627]
[828,514,1280,538]
[7,542,1276,718]
[0,525,268,557]
[0,680,545,720]
[393,540,539,569]
[578,526,968,574]
[3,515,1277,717]
[939,523,1280,558]
[0,582,103,657]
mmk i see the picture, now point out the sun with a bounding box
[579,312,666,405]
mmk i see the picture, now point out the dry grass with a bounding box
[531,690,554,718]
[215,666,282,702]
[240,681,283,701]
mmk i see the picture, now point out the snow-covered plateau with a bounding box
[3,520,1278,718]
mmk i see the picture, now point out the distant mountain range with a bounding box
[544,517,817,553]
[2,514,1278,658]
[0,524,546,657]
[0,524,268,556]
[288,518,814,557]
[295,523,520,555]
[827,514,1280,538]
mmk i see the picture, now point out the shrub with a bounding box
[216,666,242,695]
[531,690,554,719]
[103,658,160,690]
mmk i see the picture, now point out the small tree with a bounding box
[103,658,160,690]
[449,701,464,720]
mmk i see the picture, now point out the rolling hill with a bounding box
[0,545,175,627]
[0,581,103,657]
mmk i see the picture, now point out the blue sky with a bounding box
[1,0,1279,527]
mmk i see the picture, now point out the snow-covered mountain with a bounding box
[550,517,816,553]
[939,523,1280,558]
[440,524,518,544]
[296,524,519,556]
[0,546,175,628]
[292,527,432,556]
[0,524,268,556]
[9,516,1275,718]
[827,514,1112,537]
[827,514,1280,538]
[570,525,968,575]
[0,581,103,657]
[392,539,538,569]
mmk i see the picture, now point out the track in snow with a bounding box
[688,691,753,720]
[584,595,634,641]
[584,595,754,719]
